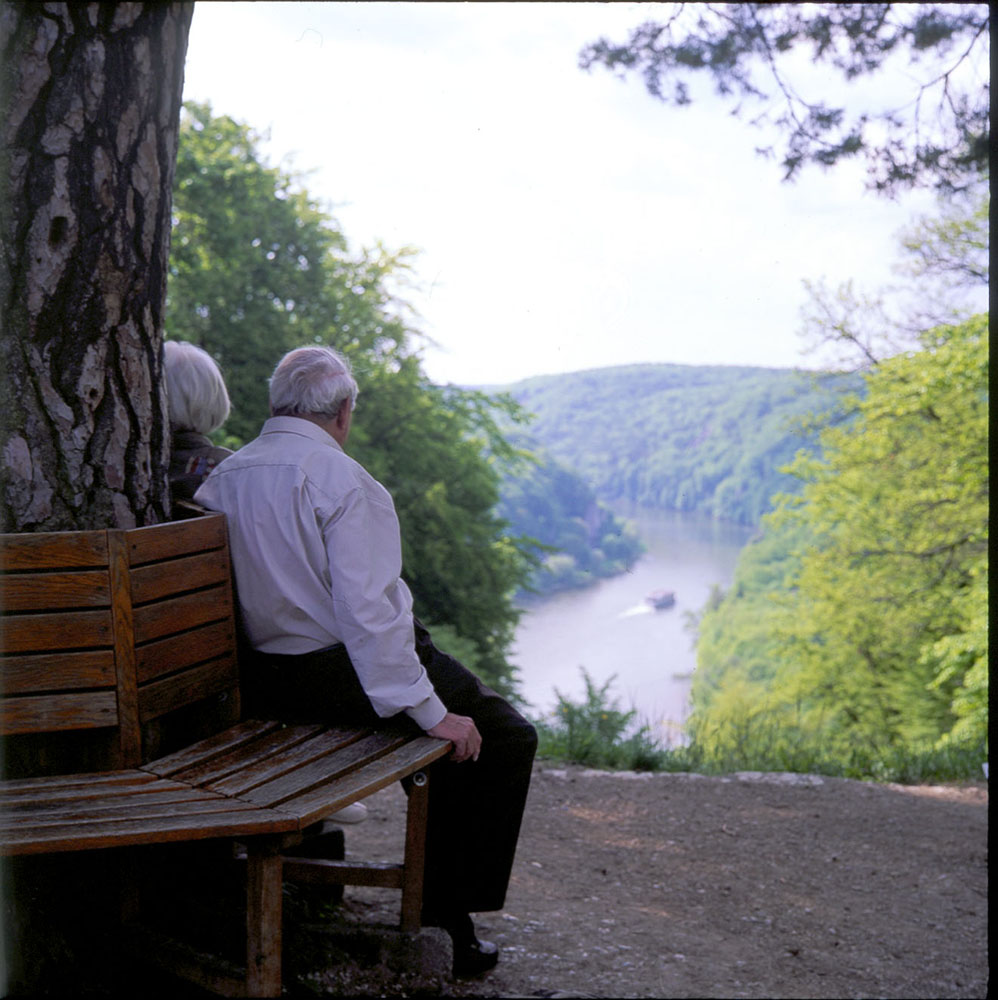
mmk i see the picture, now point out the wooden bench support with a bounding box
[246,837,284,999]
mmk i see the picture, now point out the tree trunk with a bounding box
[0,2,193,531]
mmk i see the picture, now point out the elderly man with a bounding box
[194,345,536,977]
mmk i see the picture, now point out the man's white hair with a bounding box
[269,345,358,418]
[164,340,231,434]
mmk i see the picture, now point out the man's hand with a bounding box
[427,712,482,763]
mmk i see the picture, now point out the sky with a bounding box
[181,2,953,387]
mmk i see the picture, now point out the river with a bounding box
[511,508,753,744]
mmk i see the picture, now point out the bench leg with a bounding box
[246,839,283,997]
[400,770,430,933]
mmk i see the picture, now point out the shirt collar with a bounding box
[260,415,344,452]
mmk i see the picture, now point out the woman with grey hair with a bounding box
[164,340,234,504]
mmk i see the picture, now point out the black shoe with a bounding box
[451,936,499,978]
[422,909,500,978]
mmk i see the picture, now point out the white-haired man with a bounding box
[195,345,536,978]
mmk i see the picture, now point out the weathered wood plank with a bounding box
[0,769,151,794]
[0,530,108,571]
[268,737,451,828]
[0,789,249,827]
[0,774,180,804]
[130,550,230,605]
[0,806,298,855]
[0,570,110,610]
[135,620,236,685]
[126,515,227,566]
[167,724,333,790]
[195,727,366,796]
[0,608,112,653]
[0,650,116,694]
[142,719,284,778]
[132,586,232,645]
[234,731,412,808]
[136,657,240,723]
[0,690,119,735]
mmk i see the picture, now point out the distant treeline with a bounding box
[498,364,861,526]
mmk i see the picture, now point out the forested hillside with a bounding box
[691,314,988,764]
[501,365,860,525]
[497,445,644,595]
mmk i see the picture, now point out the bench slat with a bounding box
[132,586,232,646]
[0,609,113,653]
[135,620,236,685]
[0,570,111,610]
[127,515,228,564]
[125,515,227,566]
[165,724,336,790]
[271,736,451,828]
[234,730,412,809]
[0,787,227,825]
[136,657,239,723]
[0,690,119,735]
[4,798,266,833]
[130,551,231,605]
[181,726,365,795]
[0,769,152,794]
[0,774,184,804]
[142,719,285,778]
[0,650,116,694]
[0,530,107,571]
[1,806,298,856]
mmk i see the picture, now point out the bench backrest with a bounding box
[1,514,241,777]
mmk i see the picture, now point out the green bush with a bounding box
[531,670,986,783]
[532,670,669,771]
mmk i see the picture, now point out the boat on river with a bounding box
[646,589,676,610]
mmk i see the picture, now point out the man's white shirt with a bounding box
[194,416,447,730]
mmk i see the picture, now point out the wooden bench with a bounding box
[0,513,451,997]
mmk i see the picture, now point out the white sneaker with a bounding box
[322,802,368,826]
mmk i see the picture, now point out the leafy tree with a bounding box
[169,102,352,443]
[692,313,988,759]
[166,103,533,694]
[1,3,193,530]
[580,3,989,194]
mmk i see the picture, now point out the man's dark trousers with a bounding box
[243,622,537,918]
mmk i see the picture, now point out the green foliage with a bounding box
[502,364,858,525]
[498,446,644,594]
[531,670,984,782]
[533,670,669,771]
[691,314,989,762]
[166,103,534,694]
[580,3,990,194]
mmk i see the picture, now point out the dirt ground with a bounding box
[299,763,988,999]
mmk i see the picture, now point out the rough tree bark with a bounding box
[0,2,194,531]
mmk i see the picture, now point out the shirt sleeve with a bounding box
[316,479,447,731]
